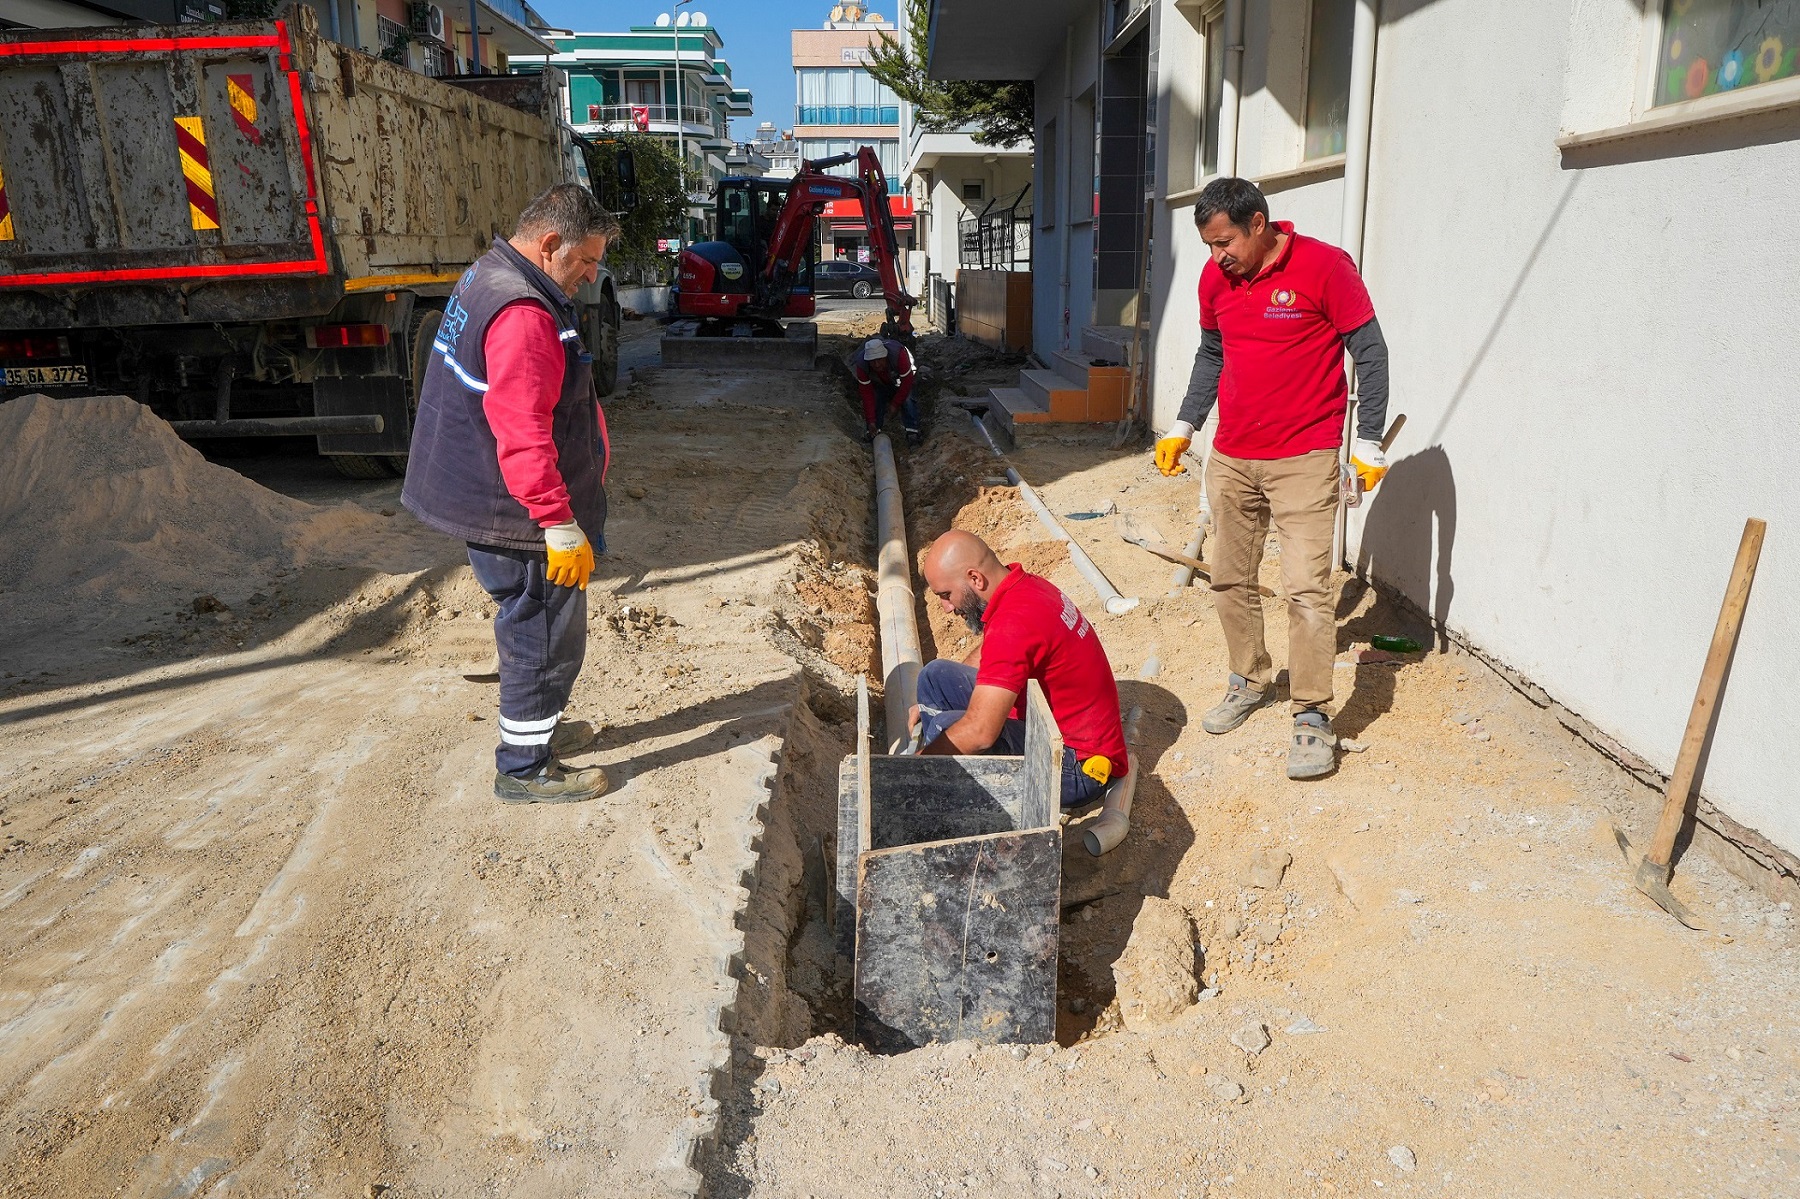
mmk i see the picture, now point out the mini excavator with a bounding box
[660,146,915,370]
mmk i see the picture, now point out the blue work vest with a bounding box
[402,240,607,551]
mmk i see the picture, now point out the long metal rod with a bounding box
[1006,466,1139,615]
[170,415,384,437]
[1333,0,1381,569]
[872,432,922,753]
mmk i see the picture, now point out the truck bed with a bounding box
[0,8,561,330]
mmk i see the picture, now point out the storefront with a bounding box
[821,194,915,261]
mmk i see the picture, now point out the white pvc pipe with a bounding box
[1218,0,1245,177]
[872,433,923,753]
[1006,467,1139,616]
[1082,706,1143,856]
[1333,0,1380,569]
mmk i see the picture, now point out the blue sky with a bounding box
[530,0,865,138]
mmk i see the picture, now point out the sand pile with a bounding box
[0,394,376,602]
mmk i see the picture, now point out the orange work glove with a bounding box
[1154,436,1191,477]
[543,520,595,590]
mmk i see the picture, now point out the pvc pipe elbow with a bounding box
[1104,595,1141,615]
[1083,808,1130,857]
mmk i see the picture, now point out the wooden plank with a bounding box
[867,755,1024,849]
[1018,679,1063,830]
[853,827,1062,1052]
[1648,517,1766,869]
[832,756,861,960]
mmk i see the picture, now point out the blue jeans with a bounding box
[914,660,1105,809]
[468,542,590,777]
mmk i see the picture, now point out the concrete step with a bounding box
[1080,324,1134,364]
[987,386,1052,442]
[1019,368,1087,411]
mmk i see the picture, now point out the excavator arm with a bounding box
[760,147,915,342]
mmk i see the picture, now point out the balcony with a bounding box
[797,105,900,126]
[580,103,725,140]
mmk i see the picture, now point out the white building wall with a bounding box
[1144,0,1800,857]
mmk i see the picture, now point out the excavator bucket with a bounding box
[660,319,818,371]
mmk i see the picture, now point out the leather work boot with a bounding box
[494,761,610,805]
[1287,710,1338,780]
[548,718,600,758]
[1200,674,1269,734]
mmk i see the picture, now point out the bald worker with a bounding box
[909,531,1129,808]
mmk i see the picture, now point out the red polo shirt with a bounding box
[975,565,1129,777]
[1199,221,1375,460]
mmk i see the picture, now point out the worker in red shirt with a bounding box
[403,184,618,805]
[851,336,920,446]
[1152,177,1392,780]
[907,530,1128,808]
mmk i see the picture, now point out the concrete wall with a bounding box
[1031,7,1101,360]
[916,154,1035,283]
[1142,0,1800,858]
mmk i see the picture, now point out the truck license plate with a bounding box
[3,365,87,387]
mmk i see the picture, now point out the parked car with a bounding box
[815,259,884,298]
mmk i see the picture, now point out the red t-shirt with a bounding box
[975,565,1129,777]
[1199,221,1375,460]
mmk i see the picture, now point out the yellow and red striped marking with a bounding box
[0,164,13,241]
[226,73,262,144]
[174,115,219,231]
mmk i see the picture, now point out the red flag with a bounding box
[631,105,650,131]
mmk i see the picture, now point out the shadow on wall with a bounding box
[1353,444,1457,652]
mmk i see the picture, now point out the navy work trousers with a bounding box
[467,543,588,777]
[913,660,1104,809]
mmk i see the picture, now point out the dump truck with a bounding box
[0,7,625,477]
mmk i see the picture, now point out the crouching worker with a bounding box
[909,530,1128,809]
[852,335,920,446]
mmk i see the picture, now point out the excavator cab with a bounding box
[714,178,815,301]
[675,178,816,327]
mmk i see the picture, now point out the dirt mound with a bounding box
[0,394,376,602]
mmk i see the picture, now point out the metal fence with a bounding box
[581,104,724,137]
[927,273,956,333]
[958,184,1033,272]
[796,105,900,125]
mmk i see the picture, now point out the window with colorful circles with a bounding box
[1656,0,1800,106]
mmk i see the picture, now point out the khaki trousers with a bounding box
[1205,448,1339,712]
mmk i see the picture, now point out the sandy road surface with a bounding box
[0,317,873,1197]
[703,387,1800,1199]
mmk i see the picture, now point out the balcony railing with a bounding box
[797,105,899,126]
[582,104,724,136]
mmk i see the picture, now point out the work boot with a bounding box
[1287,710,1338,780]
[905,427,924,448]
[861,424,877,443]
[493,760,610,805]
[548,718,599,758]
[1201,673,1268,734]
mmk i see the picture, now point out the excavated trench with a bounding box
[702,350,1188,1189]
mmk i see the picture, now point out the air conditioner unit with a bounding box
[409,2,446,42]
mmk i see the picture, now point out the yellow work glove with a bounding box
[543,520,594,590]
[1349,438,1389,493]
[1154,436,1192,477]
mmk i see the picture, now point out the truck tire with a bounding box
[589,295,621,398]
[331,454,393,480]
[382,306,445,477]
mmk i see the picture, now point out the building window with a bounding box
[626,78,660,107]
[1302,0,1354,160]
[796,67,899,125]
[1655,0,1800,107]
[962,180,985,202]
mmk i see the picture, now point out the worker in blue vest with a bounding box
[402,184,620,805]
[852,336,920,446]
